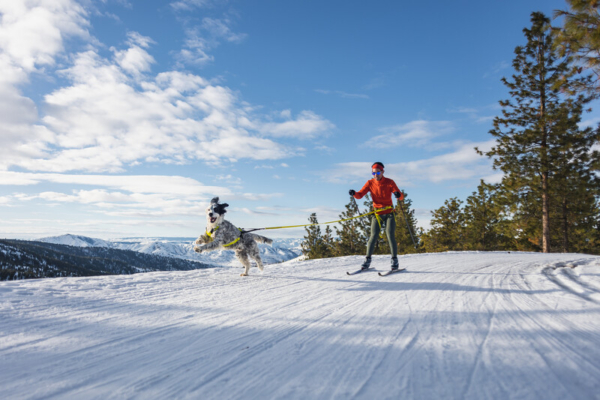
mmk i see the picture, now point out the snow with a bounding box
[38,235,303,267]
[1,251,600,399]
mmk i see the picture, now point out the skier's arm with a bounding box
[390,180,404,201]
[353,181,371,199]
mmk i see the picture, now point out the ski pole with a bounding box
[350,196,362,216]
[397,199,418,250]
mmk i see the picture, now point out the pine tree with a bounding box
[548,120,600,252]
[301,213,329,259]
[479,12,594,253]
[463,181,511,250]
[421,198,466,252]
[553,0,600,91]
[334,196,367,256]
[393,193,422,254]
[501,182,545,251]
[357,194,383,253]
[322,225,336,258]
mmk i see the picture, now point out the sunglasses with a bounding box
[372,171,382,176]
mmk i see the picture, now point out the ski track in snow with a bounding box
[1,252,600,400]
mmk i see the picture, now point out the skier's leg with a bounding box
[366,215,380,257]
[385,213,398,258]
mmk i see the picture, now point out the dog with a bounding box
[194,197,273,276]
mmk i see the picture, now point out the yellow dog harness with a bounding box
[206,226,244,247]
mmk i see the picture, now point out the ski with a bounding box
[378,268,406,277]
[347,267,373,276]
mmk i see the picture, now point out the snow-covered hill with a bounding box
[39,234,303,266]
[38,234,113,248]
[2,251,600,399]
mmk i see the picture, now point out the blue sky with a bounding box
[0,0,592,239]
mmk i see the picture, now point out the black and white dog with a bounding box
[194,197,273,276]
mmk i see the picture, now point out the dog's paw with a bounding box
[194,246,204,253]
[240,273,248,277]
[195,234,212,245]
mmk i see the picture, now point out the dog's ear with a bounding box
[210,197,219,204]
[216,203,229,214]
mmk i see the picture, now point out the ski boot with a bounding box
[361,256,372,270]
[391,256,399,270]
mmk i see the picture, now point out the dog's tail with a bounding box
[250,233,273,245]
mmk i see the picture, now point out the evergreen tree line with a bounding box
[301,193,424,259]
[302,8,600,258]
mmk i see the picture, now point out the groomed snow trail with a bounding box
[2,252,600,400]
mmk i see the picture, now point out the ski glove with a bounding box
[349,189,356,196]
[394,191,404,201]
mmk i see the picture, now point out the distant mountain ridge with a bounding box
[38,234,304,267]
[38,234,112,248]
[0,239,211,281]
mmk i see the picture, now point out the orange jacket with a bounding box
[354,177,402,215]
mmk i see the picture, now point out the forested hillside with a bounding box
[0,240,211,280]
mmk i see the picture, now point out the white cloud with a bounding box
[0,171,232,197]
[315,145,335,154]
[3,46,321,172]
[170,0,215,11]
[0,0,91,172]
[261,110,335,139]
[299,206,343,222]
[367,120,454,149]
[177,17,246,66]
[113,32,156,76]
[0,172,285,219]
[325,141,498,185]
[579,117,600,129]
[237,207,279,216]
[216,174,242,185]
[0,3,333,173]
[476,116,495,123]
[238,193,284,201]
[0,0,90,74]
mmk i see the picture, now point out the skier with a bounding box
[349,162,404,271]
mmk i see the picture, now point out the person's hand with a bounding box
[394,191,404,201]
[349,189,356,196]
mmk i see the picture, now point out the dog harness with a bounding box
[206,226,244,247]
